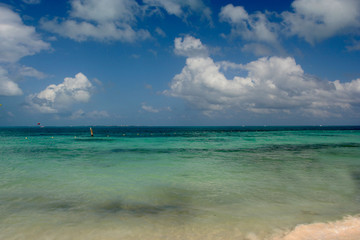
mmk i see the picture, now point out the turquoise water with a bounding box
[0,126,360,239]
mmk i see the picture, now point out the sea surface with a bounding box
[0,126,360,240]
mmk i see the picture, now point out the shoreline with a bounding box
[271,214,360,240]
[1,214,360,240]
[1,127,359,240]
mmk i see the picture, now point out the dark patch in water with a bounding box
[97,200,182,215]
[95,186,194,217]
[254,143,360,152]
[301,210,319,216]
[74,138,114,142]
[351,170,360,190]
[110,148,201,154]
[46,201,75,211]
[109,143,360,155]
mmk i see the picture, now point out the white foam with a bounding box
[272,215,360,240]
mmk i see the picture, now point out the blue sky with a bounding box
[0,0,359,126]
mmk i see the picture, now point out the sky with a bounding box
[0,0,360,126]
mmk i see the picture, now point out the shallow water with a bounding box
[0,126,360,239]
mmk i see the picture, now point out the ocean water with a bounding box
[0,126,360,240]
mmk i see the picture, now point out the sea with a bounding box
[0,126,360,240]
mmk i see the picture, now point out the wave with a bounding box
[271,215,360,240]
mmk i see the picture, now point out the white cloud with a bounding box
[69,109,86,119]
[70,109,109,119]
[141,103,172,113]
[155,27,166,37]
[143,0,212,22]
[282,0,360,44]
[219,4,248,23]
[165,36,360,117]
[41,0,212,42]
[7,111,15,117]
[0,6,50,63]
[0,6,49,96]
[92,77,103,86]
[144,0,183,17]
[219,0,360,52]
[22,0,41,4]
[0,66,22,96]
[219,4,279,44]
[141,103,160,113]
[87,110,109,118]
[131,54,141,59]
[28,72,93,113]
[174,35,208,57]
[347,40,360,51]
[17,65,47,79]
[0,65,46,96]
[241,43,272,56]
[41,18,150,43]
[41,0,150,42]
[70,0,138,23]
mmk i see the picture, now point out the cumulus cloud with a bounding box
[219,0,360,52]
[165,36,360,117]
[41,18,150,42]
[70,0,138,22]
[219,4,280,45]
[0,65,46,96]
[41,0,212,42]
[41,0,150,42]
[143,0,212,22]
[0,6,49,96]
[283,0,360,44]
[27,73,93,113]
[174,35,208,57]
[0,6,50,63]
[0,66,23,96]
